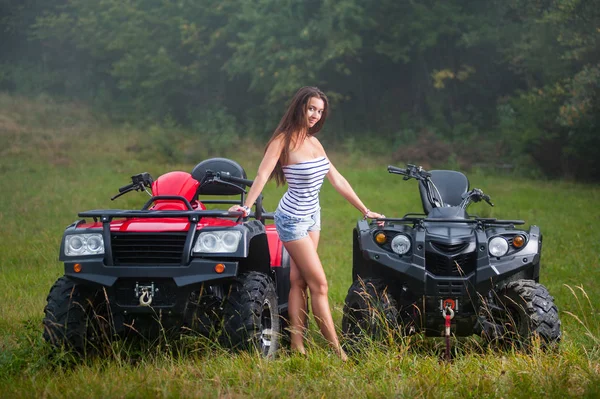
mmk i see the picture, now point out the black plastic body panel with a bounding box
[352,218,542,336]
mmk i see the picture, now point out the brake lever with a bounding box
[214,175,248,193]
[111,187,135,201]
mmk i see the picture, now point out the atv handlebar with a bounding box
[387,165,407,175]
[118,182,135,193]
[458,188,494,209]
[389,164,495,210]
[110,169,267,221]
[217,171,254,187]
[201,170,269,222]
[388,164,431,181]
[199,170,254,191]
[112,172,154,200]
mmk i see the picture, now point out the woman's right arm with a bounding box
[229,136,284,214]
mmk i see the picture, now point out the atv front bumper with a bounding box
[62,258,239,315]
[64,258,239,287]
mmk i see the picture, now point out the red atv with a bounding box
[42,158,290,357]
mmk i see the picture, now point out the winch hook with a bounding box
[139,289,153,306]
[442,306,455,320]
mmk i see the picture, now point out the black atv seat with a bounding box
[419,170,469,215]
[191,157,247,196]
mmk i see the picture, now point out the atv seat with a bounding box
[191,158,247,196]
[419,170,469,215]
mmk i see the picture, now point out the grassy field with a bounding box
[1,93,599,398]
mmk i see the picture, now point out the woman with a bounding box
[229,86,384,360]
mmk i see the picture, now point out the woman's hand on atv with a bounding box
[364,210,386,226]
[229,204,250,217]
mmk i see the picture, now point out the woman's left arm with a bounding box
[326,161,384,220]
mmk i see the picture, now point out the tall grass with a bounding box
[1,93,599,397]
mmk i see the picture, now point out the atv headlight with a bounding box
[64,233,105,256]
[193,230,242,254]
[391,234,411,255]
[489,236,509,257]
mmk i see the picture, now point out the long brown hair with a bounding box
[265,86,329,186]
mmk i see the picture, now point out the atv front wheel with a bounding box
[42,276,110,351]
[221,272,280,358]
[486,279,561,347]
[342,279,399,349]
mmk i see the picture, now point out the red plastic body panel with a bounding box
[150,171,205,210]
[265,224,283,267]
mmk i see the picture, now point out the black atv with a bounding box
[42,158,290,357]
[342,164,561,348]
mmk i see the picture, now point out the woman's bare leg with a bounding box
[288,232,320,353]
[288,256,308,353]
[284,236,347,360]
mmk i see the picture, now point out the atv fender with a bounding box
[239,220,271,275]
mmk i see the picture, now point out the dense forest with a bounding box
[1,0,598,180]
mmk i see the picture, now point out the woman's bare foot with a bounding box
[290,345,307,356]
[339,350,348,362]
[333,345,348,362]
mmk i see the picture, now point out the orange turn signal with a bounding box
[73,263,82,273]
[375,233,387,244]
[214,263,226,274]
[513,235,525,248]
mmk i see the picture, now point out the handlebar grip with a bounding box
[118,183,135,193]
[219,172,254,187]
[387,165,407,175]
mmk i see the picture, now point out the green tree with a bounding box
[0,0,68,93]
[499,0,600,179]
[222,0,374,136]
[32,0,238,121]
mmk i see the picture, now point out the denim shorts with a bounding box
[274,208,321,242]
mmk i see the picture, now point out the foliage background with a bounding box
[1,0,599,179]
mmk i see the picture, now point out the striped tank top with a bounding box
[277,156,330,217]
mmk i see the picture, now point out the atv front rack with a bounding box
[375,213,525,227]
[79,209,242,222]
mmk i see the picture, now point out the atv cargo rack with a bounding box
[375,213,525,227]
[80,208,243,222]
